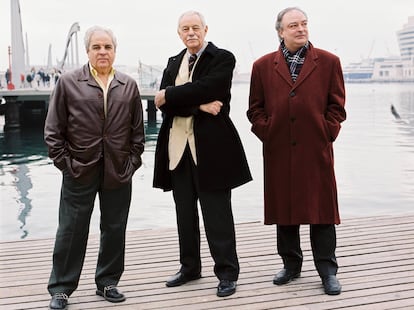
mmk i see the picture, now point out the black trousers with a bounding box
[48,168,132,296]
[171,147,239,281]
[277,224,338,277]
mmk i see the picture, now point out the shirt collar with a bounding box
[187,41,208,58]
[89,62,115,78]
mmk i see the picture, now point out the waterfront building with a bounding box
[397,16,414,80]
[344,16,414,82]
[371,56,404,82]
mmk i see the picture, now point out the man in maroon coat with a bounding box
[247,7,346,295]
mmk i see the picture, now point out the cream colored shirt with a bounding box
[89,63,115,117]
[168,55,198,170]
[168,43,206,170]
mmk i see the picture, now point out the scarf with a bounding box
[281,41,309,82]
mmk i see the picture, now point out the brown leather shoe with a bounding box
[273,268,301,285]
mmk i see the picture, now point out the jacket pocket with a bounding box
[251,116,272,142]
[321,115,333,142]
[112,150,136,182]
[68,145,100,177]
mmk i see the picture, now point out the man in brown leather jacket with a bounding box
[44,25,145,309]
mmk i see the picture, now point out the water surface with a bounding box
[1,83,413,241]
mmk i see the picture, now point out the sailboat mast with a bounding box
[10,0,26,87]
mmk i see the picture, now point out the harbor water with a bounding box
[0,82,413,241]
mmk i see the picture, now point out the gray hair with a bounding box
[177,10,207,29]
[84,25,117,51]
[275,7,308,41]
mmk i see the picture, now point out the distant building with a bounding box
[396,16,414,80]
[344,16,414,82]
[371,56,404,81]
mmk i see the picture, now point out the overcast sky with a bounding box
[1,0,413,73]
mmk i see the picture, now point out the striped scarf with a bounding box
[281,41,309,82]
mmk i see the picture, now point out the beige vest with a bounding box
[168,55,199,170]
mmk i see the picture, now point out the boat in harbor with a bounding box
[343,58,375,82]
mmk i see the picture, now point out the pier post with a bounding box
[4,96,21,131]
[147,99,157,126]
[0,90,156,130]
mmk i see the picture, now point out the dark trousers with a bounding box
[277,224,338,277]
[48,168,132,296]
[171,147,239,281]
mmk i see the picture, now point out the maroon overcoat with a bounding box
[247,43,346,225]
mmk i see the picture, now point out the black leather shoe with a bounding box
[166,271,202,287]
[273,268,301,285]
[96,285,126,302]
[321,275,342,295]
[49,293,68,309]
[217,280,237,297]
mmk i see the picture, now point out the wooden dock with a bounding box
[1,214,414,309]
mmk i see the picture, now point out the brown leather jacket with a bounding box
[44,64,145,189]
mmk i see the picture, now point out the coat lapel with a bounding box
[274,44,318,90]
[274,52,293,87]
[293,45,317,89]
[168,50,186,84]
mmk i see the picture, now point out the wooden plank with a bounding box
[0,214,413,309]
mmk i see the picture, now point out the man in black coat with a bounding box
[153,10,252,297]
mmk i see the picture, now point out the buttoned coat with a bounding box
[153,42,252,191]
[247,43,346,225]
[44,64,145,189]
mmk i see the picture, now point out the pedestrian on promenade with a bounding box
[247,7,346,295]
[153,10,252,297]
[44,25,145,309]
[5,68,11,85]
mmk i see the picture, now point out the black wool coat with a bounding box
[153,42,252,191]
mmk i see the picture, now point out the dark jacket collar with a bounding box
[166,42,218,78]
[171,41,218,63]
